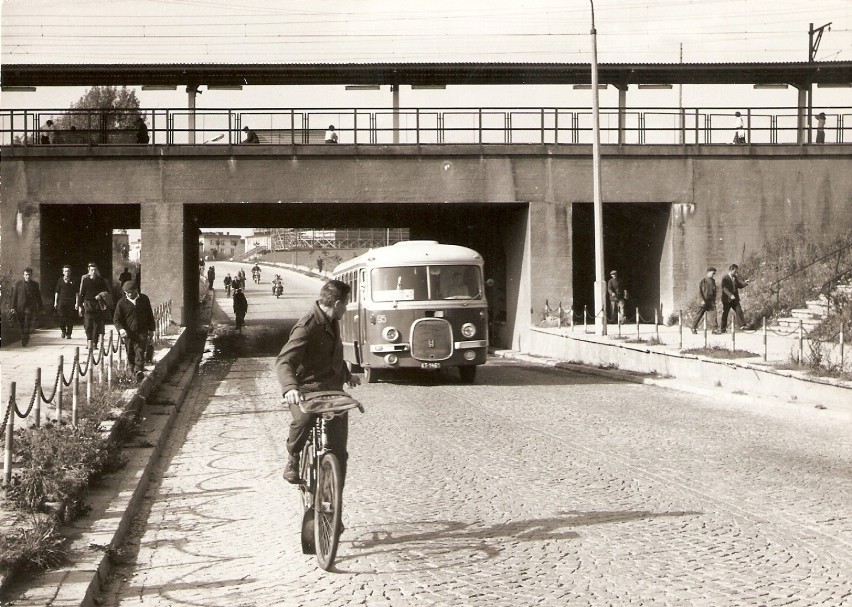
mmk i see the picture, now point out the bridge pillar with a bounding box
[141,202,192,326]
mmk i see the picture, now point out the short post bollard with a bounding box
[4,384,14,486]
[763,323,768,361]
[34,368,42,428]
[57,355,64,421]
[798,320,804,364]
[704,314,708,347]
[654,308,660,340]
[72,348,80,428]
[584,305,588,333]
[86,349,93,406]
[678,309,683,349]
[636,307,640,340]
[732,322,737,352]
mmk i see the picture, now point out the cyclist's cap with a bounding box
[707,267,717,272]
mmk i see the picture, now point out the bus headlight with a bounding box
[382,326,400,342]
[460,323,476,338]
[384,353,399,365]
[463,350,476,361]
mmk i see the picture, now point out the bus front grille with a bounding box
[410,318,453,360]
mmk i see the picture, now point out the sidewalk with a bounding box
[523,320,851,415]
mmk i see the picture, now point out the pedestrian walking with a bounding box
[54,264,78,339]
[10,267,44,346]
[276,279,360,485]
[606,270,626,324]
[77,262,111,349]
[207,265,216,290]
[733,111,746,144]
[118,266,133,286]
[233,286,248,332]
[224,273,233,297]
[691,267,720,334]
[113,281,155,383]
[720,263,750,332]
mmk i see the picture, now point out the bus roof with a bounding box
[334,241,483,274]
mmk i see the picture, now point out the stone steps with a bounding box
[770,283,850,334]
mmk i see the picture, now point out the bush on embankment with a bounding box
[0,380,136,584]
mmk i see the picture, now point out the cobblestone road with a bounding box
[99,264,852,606]
[100,332,852,607]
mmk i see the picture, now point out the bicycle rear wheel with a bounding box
[314,452,343,570]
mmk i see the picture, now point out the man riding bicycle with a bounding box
[276,279,361,485]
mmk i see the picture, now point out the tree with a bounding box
[54,86,143,144]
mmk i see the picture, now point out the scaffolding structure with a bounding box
[270,228,409,251]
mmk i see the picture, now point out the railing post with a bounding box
[763,322,768,362]
[840,325,845,370]
[798,320,804,363]
[57,355,64,421]
[541,108,545,144]
[416,108,420,146]
[108,335,114,390]
[478,108,483,145]
[4,384,14,486]
[86,348,93,407]
[583,305,588,333]
[72,348,80,427]
[732,322,737,352]
[34,368,41,428]
[636,307,640,340]
[353,110,358,145]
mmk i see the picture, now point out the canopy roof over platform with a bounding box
[3,61,851,89]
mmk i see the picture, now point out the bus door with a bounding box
[356,267,368,366]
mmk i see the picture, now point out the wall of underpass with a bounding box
[2,144,850,347]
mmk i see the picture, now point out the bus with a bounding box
[332,241,488,383]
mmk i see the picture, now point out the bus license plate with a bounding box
[420,362,441,369]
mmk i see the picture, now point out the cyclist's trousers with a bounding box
[287,403,349,484]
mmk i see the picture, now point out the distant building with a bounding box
[199,232,245,261]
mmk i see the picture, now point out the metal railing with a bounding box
[539,299,848,371]
[2,106,850,147]
[2,300,172,485]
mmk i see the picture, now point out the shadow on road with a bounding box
[338,509,701,573]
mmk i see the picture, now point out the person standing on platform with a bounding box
[324,125,338,143]
[78,262,110,349]
[113,281,155,383]
[54,265,78,339]
[135,117,149,144]
[816,112,826,144]
[733,111,746,144]
[242,126,260,144]
[10,267,44,347]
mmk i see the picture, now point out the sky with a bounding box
[1,0,850,111]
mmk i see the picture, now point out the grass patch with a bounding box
[682,345,759,359]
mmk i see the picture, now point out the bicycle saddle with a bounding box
[297,391,364,415]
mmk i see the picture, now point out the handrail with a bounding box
[2,299,172,485]
[769,242,852,309]
[3,106,851,146]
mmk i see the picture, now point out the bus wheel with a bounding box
[364,367,380,384]
[459,366,477,384]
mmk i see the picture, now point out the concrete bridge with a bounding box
[3,141,851,349]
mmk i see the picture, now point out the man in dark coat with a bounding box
[54,265,78,339]
[10,267,44,346]
[691,267,720,334]
[77,262,111,349]
[720,263,750,332]
[232,286,248,331]
[275,280,360,485]
[113,281,156,383]
[606,270,626,324]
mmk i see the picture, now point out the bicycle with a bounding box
[294,390,364,570]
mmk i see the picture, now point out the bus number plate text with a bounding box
[420,362,441,369]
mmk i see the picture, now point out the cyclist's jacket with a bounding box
[275,301,352,396]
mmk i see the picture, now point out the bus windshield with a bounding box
[371,265,482,302]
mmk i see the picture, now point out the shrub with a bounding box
[0,516,66,580]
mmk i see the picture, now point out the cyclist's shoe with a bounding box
[282,456,300,484]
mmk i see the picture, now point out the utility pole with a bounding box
[807,22,832,143]
[590,0,606,335]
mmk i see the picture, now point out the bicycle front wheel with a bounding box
[314,452,343,571]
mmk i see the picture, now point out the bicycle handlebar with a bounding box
[292,390,365,415]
